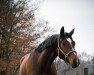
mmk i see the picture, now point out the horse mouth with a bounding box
[72,64,78,68]
[72,60,80,68]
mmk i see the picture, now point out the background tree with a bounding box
[0,0,49,75]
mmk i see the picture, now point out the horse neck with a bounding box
[38,47,57,70]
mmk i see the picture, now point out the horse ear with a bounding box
[60,26,65,38]
[69,28,75,36]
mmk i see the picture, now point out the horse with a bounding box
[19,27,80,75]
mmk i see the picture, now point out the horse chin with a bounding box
[71,62,80,68]
[72,65,78,68]
[67,61,79,69]
[68,59,80,68]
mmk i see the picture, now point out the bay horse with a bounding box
[19,27,80,75]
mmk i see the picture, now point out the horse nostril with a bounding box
[78,59,80,65]
[74,59,79,64]
[72,59,80,68]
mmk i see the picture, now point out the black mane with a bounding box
[35,32,71,52]
[35,34,59,52]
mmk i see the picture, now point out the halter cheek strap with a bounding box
[57,37,77,60]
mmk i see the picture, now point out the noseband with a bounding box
[57,36,77,60]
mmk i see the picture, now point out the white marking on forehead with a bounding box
[67,38,75,51]
[67,38,72,44]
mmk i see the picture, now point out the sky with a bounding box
[35,0,94,55]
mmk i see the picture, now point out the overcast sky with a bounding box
[35,0,94,55]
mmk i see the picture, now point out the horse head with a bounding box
[57,27,80,68]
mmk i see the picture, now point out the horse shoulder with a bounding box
[20,53,30,64]
[19,53,31,75]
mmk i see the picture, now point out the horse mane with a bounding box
[35,32,71,52]
[35,34,59,52]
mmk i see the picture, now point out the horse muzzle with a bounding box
[71,59,80,68]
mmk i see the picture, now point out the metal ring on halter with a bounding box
[57,36,77,60]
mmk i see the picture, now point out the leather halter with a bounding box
[57,36,77,60]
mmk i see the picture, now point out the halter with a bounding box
[57,36,77,60]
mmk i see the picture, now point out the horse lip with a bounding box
[72,65,78,68]
[72,62,80,68]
